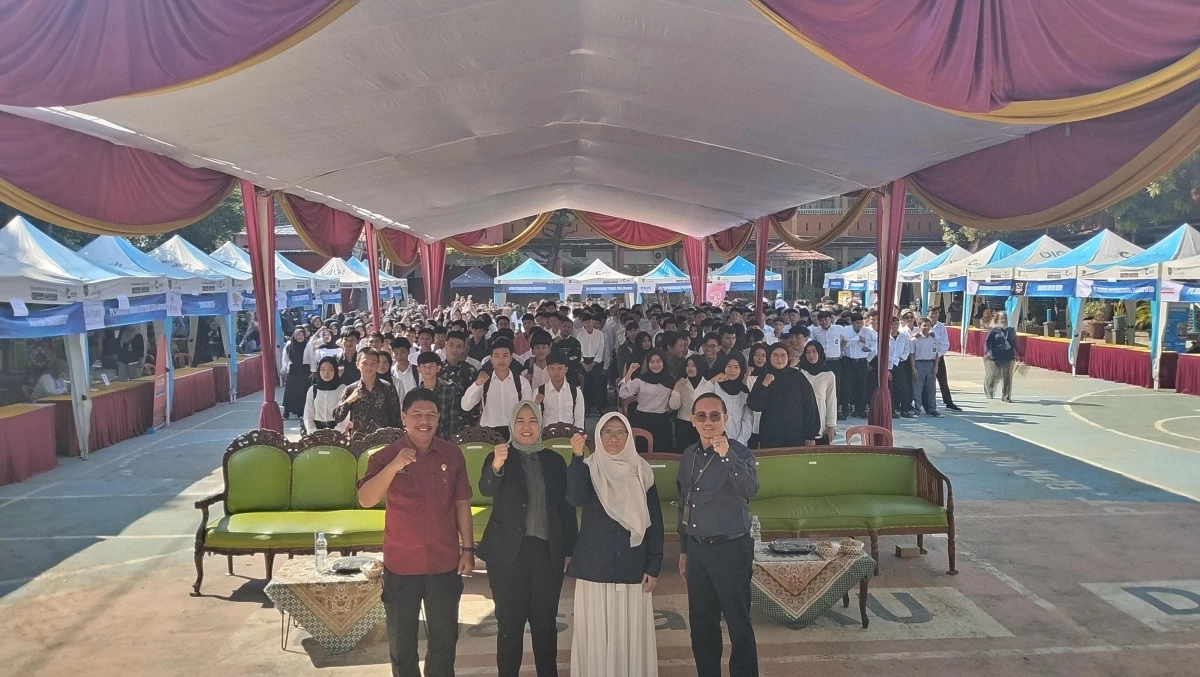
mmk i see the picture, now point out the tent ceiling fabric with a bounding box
[0,0,1038,240]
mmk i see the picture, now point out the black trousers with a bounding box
[583,362,606,413]
[687,535,758,677]
[487,537,564,677]
[890,364,915,414]
[936,356,957,406]
[845,357,870,413]
[383,569,463,677]
[827,358,848,415]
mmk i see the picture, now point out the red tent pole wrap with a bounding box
[419,239,447,309]
[868,180,907,431]
[753,216,769,322]
[240,180,284,433]
[683,236,708,303]
[364,223,382,329]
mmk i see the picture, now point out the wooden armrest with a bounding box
[194,492,226,510]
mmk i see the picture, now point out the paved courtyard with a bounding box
[2,354,1199,676]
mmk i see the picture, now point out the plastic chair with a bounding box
[845,425,893,447]
[632,427,655,453]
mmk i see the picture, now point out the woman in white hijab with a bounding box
[565,412,664,676]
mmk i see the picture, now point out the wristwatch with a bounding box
[461,546,476,553]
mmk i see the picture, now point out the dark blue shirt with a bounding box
[676,438,758,552]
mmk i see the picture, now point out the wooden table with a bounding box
[40,381,154,457]
[0,403,57,485]
[750,544,874,629]
[264,556,385,655]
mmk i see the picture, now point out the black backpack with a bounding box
[537,382,579,414]
[480,363,523,404]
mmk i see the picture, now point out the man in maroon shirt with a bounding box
[358,388,475,677]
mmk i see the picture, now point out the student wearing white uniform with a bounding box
[32,363,69,401]
[810,311,849,420]
[576,313,607,416]
[304,356,349,433]
[842,313,878,419]
[389,336,419,401]
[618,349,675,453]
[888,316,917,418]
[798,342,838,445]
[667,355,707,453]
[461,338,525,438]
[535,353,585,429]
[911,319,943,417]
[926,308,962,411]
[692,351,754,445]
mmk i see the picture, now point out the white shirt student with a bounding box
[844,324,878,362]
[460,346,524,429]
[32,371,69,400]
[534,359,585,428]
[810,318,847,360]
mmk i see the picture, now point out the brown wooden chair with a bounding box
[632,427,654,453]
[619,396,636,416]
[845,425,893,446]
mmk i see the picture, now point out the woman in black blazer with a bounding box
[565,412,664,676]
[478,401,577,677]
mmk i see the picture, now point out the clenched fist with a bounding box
[475,371,490,387]
[492,443,509,472]
[570,432,587,457]
[712,435,730,457]
[761,374,775,387]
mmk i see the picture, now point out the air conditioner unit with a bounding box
[653,251,664,261]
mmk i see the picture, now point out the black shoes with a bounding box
[945,403,963,412]
[927,411,943,417]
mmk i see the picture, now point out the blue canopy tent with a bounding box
[274,252,342,309]
[1080,224,1200,387]
[637,258,691,302]
[966,235,1070,331]
[838,248,938,307]
[709,256,782,293]
[450,267,495,289]
[927,241,1017,351]
[347,256,403,303]
[493,258,565,304]
[823,253,877,292]
[897,245,970,314]
[0,217,166,457]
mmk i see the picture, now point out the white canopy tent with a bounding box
[1017,230,1143,283]
[317,257,371,289]
[566,259,637,302]
[149,236,252,293]
[79,236,226,295]
[210,241,309,292]
[2,0,1040,242]
[968,236,1069,283]
[0,217,165,458]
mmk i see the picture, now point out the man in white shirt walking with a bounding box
[843,313,877,418]
[575,312,607,415]
[461,338,524,438]
[534,353,585,428]
[810,311,849,420]
[926,308,962,411]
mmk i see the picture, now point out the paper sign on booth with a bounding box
[9,298,28,317]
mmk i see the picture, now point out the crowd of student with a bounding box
[265,295,972,677]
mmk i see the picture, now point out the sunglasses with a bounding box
[691,411,725,423]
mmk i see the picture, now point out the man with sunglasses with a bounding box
[676,392,760,677]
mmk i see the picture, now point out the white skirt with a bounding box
[570,580,658,677]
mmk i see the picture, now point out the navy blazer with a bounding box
[477,448,577,570]
[565,454,664,584]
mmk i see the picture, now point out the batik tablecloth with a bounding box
[264,557,386,655]
[750,545,875,629]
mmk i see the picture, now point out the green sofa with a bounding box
[193,428,954,594]
[645,446,956,575]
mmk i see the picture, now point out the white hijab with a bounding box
[585,413,655,546]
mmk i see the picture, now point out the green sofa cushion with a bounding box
[647,459,681,503]
[206,506,495,549]
[750,495,947,533]
[292,447,358,511]
[754,453,917,500]
[460,443,496,506]
[543,439,575,465]
[356,446,388,509]
[226,445,292,514]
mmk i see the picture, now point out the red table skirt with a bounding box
[237,353,264,398]
[1178,354,1200,397]
[946,326,961,352]
[210,362,231,403]
[49,382,154,457]
[1022,336,1090,375]
[171,368,217,422]
[0,404,57,485]
[966,328,987,357]
[1088,344,1177,390]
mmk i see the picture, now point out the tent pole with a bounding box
[754,217,769,323]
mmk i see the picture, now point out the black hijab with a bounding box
[799,339,833,376]
[685,354,707,388]
[637,348,676,388]
[286,331,308,364]
[711,350,749,395]
[631,331,652,367]
[765,344,797,377]
[314,357,342,391]
[747,342,770,377]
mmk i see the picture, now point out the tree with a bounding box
[940,218,996,251]
[533,209,576,274]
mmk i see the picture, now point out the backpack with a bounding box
[481,363,523,404]
[987,327,1012,358]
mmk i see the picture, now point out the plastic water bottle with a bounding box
[314,532,328,573]
[750,515,762,548]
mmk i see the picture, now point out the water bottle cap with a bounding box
[317,532,325,538]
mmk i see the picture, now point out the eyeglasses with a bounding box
[691,411,725,423]
[599,429,629,440]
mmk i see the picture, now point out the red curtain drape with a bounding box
[683,236,709,303]
[572,211,683,249]
[0,112,236,235]
[0,0,354,107]
[755,0,1200,120]
[753,217,770,322]
[277,192,365,258]
[364,224,382,329]
[377,227,421,267]
[241,180,283,433]
[868,179,907,430]
[708,222,755,259]
[419,240,447,309]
